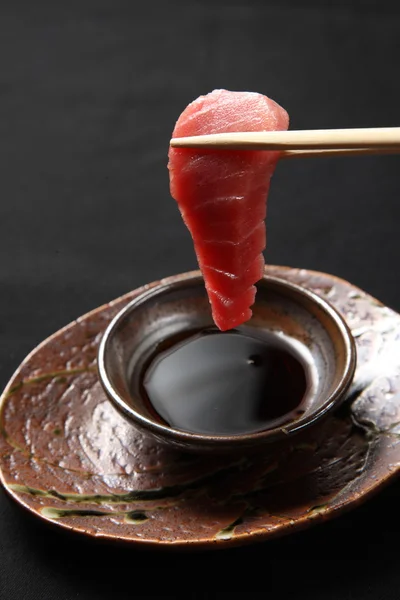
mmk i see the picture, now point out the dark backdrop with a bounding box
[1,1,399,598]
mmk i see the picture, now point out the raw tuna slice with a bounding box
[168,89,289,331]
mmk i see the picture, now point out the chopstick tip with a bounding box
[169,138,181,148]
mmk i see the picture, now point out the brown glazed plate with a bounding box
[1,265,400,549]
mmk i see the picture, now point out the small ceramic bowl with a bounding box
[98,272,356,452]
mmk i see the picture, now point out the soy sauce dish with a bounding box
[97,272,356,452]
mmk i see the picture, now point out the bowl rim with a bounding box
[97,272,357,448]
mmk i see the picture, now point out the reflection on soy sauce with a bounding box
[139,328,313,436]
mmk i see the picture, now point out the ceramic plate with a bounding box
[1,266,400,549]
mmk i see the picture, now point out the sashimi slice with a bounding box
[202,255,265,299]
[196,221,266,274]
[168,89,289,331]
[208,286,257,332]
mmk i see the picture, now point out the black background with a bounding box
[1,1,400,598]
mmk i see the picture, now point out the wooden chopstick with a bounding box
[282,147,400,159]
[170,127,400,153]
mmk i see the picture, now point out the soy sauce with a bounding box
[140,329,310,436]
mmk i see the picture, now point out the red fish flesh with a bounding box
[168,89,289,331]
